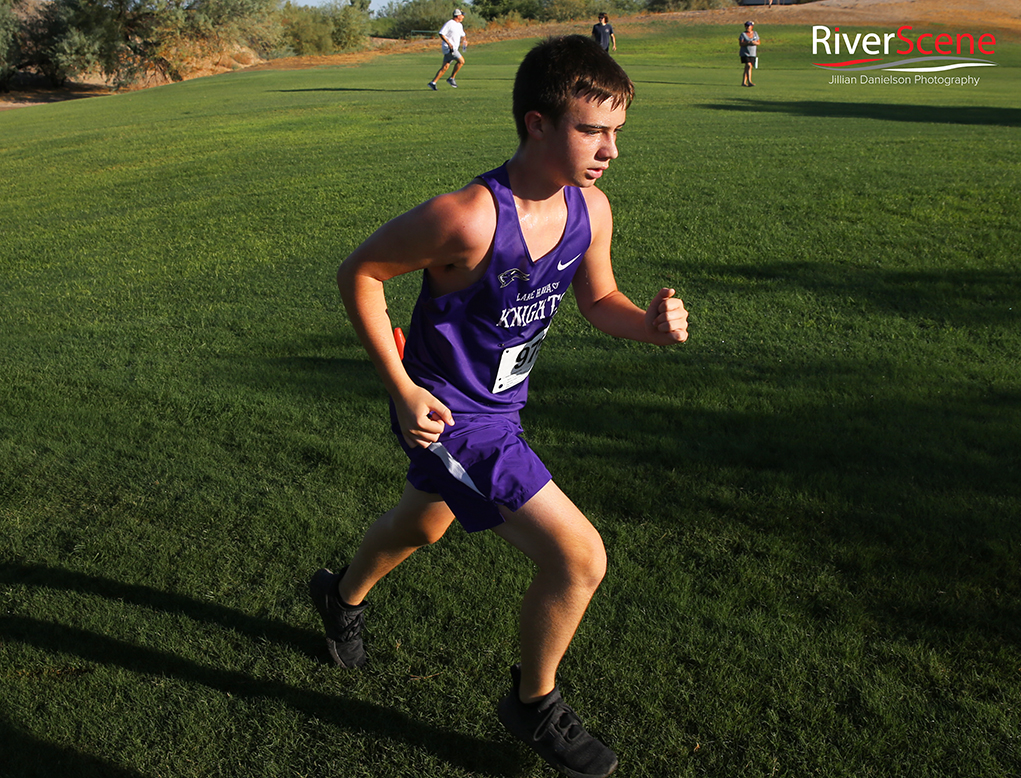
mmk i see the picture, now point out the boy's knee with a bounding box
[416,522,448,547]
[568,534,607,591]
[589,542,608,588]
[397,514,449,547]
[387,503,453,548]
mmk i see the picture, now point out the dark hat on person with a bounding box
[745,20,754,26]
[453,8,464,15]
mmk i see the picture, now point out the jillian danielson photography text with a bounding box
[828,74,985,86]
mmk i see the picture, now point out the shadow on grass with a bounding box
[726,261,1021,328]
[521,258,1021,647]
[0,562,321,654]
[220,354,385,404]
[0,715,145,778]
[700,99,1021,127]
[0,563,523,778]
[274,88,425,94]
[528,351,1021,649]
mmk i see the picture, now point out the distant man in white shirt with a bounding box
[429,9,467,90]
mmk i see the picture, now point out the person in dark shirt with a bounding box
[592,13,616,53]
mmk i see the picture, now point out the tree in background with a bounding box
[376,0,481,40]
[5,0,714,90]
[0,0,21,90]
[538,0,642,23]
[469,0,540,24]
[16,0,282,87]
[375,0,644,32]
[278,0,367,56]
[321,0,368,52]
[645,0,731,12]
[280,0,334,54]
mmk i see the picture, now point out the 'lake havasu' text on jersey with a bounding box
[402,164,592,415]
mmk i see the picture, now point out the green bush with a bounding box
[471,0,541,22]
[10,0,282,88]
[376,0,481,39]
[322,0,369,51]
[374,0,642,31]
[368,14,396,37]
[646,0,733,12]
[23,0,117,87]
[277,1,368,55]
[462,0,643,25]
[540,0,598,22]
[0,0,20,91]
[281,2,335,55]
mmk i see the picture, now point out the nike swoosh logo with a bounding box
[557,253,583,271]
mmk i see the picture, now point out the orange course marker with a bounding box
[394,327,406,360]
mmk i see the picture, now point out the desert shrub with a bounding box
[646,0,733,11]
[540,0,597,22]
[368,14,396,37]
[487,10,528,28]
[280,2,334,55]
[14,0,281,87]
[376,0,482,39]
[21,0,116,86]
[478,0,642,24]
[321,0,369,51]
[472,0,541,22]
[1,0,21,90]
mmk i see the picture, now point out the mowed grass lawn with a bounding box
[2,20,1019,778]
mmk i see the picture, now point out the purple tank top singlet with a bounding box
[402,164,592,416]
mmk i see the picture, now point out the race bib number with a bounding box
[493,327,549,393]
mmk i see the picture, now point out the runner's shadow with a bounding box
[0,561,320,657]
[0,716,145,778]
[0,562,523,776]
[273,88,422,93]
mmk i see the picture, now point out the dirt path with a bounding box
[3,0,1017,111]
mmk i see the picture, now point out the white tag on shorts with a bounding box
[493,327,549,393]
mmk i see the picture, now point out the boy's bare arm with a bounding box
[337,184,495,446]
[338,250,447,446]
[573,188,688,345]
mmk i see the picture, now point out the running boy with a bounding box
[312,35,688,778]
[428,9,466,89]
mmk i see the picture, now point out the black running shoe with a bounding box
[309,567,367,669]
[497,663,618,778]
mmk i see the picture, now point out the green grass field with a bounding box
[2,19,1019,778]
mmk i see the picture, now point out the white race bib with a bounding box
[492,327,549,393]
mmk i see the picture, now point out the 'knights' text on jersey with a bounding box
[401,164,591,415]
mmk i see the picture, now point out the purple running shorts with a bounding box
[390,405,552,532]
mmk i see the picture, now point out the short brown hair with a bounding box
[512,35,634,144]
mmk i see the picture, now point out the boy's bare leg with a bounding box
[310,482,452,669]
[338,482,456,605]
[432,62,450,83]
[493,480,608,703]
